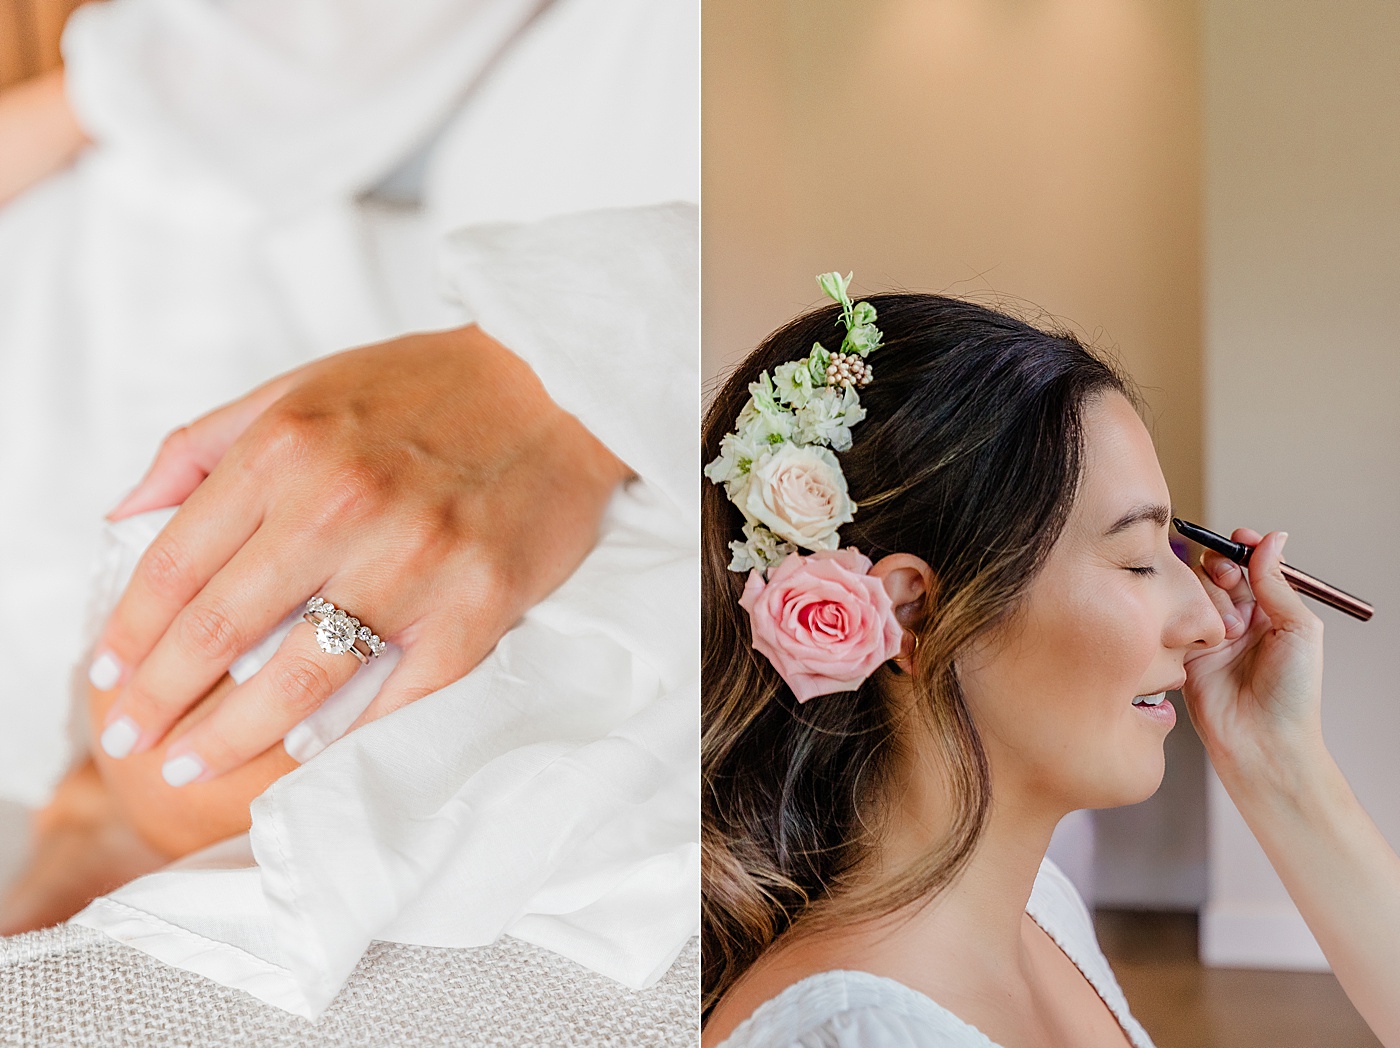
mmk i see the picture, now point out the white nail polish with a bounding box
[161,753,205,787]
[100,716,140,759]
[89,652,121,691]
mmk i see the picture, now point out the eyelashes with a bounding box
[1127,565,1158,576]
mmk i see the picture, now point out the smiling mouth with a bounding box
[1132,692,1167,707]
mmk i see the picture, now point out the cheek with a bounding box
[1049,579,1159,701]
[966,576,1160,763]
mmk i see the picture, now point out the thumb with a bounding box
[1245,530,1311,632]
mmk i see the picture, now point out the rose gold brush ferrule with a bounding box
[1265,560,1373,622]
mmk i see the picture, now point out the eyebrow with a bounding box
[1104,502,1172,537]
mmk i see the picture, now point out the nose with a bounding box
[1169,551,1228,650]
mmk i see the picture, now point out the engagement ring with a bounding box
[304,596,385,664]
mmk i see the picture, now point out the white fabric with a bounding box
[70,203,699,1019]
[61,0,551,213]
[716,858,1156,1048]
[0,0,697,805]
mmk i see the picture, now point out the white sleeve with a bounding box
[60,0,548,211]
[788,1010,968,1047]
[437,202,698,518]
[421,0,699,231]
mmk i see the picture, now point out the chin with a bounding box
[1073,744,1167,811]
[1111,747,1168,808]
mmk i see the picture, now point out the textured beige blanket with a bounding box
[0,925,698,1046]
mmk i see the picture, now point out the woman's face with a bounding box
[955,391,1226,813]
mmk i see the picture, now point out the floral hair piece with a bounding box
[705,273,904,702]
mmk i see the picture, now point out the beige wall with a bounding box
[1202,0,1400,968]
[703,0,1205,524]
[704,0,1210,909]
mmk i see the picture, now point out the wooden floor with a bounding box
[1095,910,1380,1048]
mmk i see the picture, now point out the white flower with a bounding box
[743,372,787,422]
[772,360,815,407]
[736,397,794,447]
[704,421,771,495]
[794,385,866,451]
[742,443,854,551]
[728,521,795,572]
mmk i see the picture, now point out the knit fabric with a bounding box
[0,926,698,1046]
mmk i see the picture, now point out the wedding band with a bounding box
[303,596,385,664]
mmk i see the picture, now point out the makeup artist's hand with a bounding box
[1183,527,1327,777]
[1187,532,1400,1047]
[88,324,633,786]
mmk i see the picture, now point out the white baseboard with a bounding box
[1200,902,1330,971]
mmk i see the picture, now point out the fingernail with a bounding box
[161,753,206,788]
[1223,612,1241,633]
[100,716,140,759]
[88,651,122,691]
[104,486,136,522]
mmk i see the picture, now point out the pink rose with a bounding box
[739,548,905,703]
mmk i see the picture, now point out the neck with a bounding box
[868,739,1068,971]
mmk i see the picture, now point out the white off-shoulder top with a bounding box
[715,858,1157,1048]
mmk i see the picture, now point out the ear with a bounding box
[868,553,934,673]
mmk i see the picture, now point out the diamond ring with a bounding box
[303,596,385,664]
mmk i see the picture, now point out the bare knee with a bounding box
[85,676,300,859]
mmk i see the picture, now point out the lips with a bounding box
[1133,677,1186,705]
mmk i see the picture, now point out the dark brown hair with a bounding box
[702,292,1141,1012]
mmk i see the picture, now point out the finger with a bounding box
[98,525,327,758]
[1245,529,1317,635]
[157,619,365,786]
[104,425,217,524]
[1193,553,1246,639]
[106,376,296,522]
[89,469,262,719]
[1200,548,1254,612]
[343,616,503,733]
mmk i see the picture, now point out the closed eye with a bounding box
[1128,565,1158,576]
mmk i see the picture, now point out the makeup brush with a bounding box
[1172,518,1372,622]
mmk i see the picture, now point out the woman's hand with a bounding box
[1183,527,1327,780]
[90,324,633,786]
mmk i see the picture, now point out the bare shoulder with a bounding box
[703,946,822,1046]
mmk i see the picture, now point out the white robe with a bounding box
[0,0,698,1019]
[0,0,697,804]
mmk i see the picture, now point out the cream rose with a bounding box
[742,443,854,551]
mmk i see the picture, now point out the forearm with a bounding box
[1218,742,1400,1046]
[0,69,90,207]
